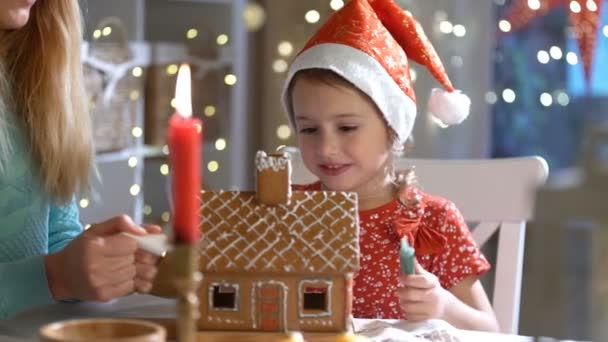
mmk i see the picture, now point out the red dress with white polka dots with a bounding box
[294,182,491,319]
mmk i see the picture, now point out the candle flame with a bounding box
[175,64,192,118]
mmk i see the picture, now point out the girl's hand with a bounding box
[396,263,452,322]
[133,224,163,293]
[45,215,146,301]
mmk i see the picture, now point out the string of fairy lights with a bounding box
[493,0,608,107]
[80,2,270,224]
[81,0,608,224]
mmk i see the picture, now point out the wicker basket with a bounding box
[83,17,147,153]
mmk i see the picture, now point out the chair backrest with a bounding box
[285,147,549,334]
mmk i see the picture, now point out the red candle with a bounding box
[168,64,202,244]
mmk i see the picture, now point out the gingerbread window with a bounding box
[209,283,239,311]
[298,280,332,317]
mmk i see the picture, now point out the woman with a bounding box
[0,0,159,319]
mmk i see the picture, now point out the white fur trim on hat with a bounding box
[427,88,471,126]
[282,43,416,144]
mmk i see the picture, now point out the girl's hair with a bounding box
[0,0,92,203]
[286,68,416,185]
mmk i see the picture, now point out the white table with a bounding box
[0,294,533,341]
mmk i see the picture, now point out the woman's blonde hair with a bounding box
[0,0,92,203]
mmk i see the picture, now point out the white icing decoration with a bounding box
[255,151,291,172]
[251,284,256,329]
[200,191,359,273]
[298,319,335,326]
[207,316,245,324]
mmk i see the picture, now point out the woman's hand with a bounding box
[45,215,147,301]
[396,263,453,322]
[133,224,163,293]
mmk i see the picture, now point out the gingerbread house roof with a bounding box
[199,190,360,275]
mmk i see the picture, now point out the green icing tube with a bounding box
[400,238,416,275]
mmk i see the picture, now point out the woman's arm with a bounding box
[0,257,55,319]
[0,201,80,318]
[47,199,83,253]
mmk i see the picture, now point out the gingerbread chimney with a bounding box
[255,151,292,206]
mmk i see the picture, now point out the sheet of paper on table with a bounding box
[353,319,462,342]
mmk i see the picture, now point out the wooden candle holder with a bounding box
[173,244,203,342]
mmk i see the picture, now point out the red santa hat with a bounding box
[282,0,470,144]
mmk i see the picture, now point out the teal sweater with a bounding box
[0,113,83,319]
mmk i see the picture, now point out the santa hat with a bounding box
[282,0,470,144]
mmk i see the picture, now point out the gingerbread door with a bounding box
[255,282,286,331]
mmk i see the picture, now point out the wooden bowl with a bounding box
[39,318,166,342]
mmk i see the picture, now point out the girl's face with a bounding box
[0,0,36,31]
[292,76,393,197]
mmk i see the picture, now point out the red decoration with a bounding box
[304,287,328,294]
[500,0,603,81]
[168,64,202,244]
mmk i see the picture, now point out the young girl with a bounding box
[283,0,499,332]
[0,0,159,318]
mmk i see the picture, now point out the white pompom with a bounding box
[427,88,471,126]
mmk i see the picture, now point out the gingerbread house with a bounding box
[197,151,360,333]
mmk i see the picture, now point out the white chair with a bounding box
[285,148,549,334]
